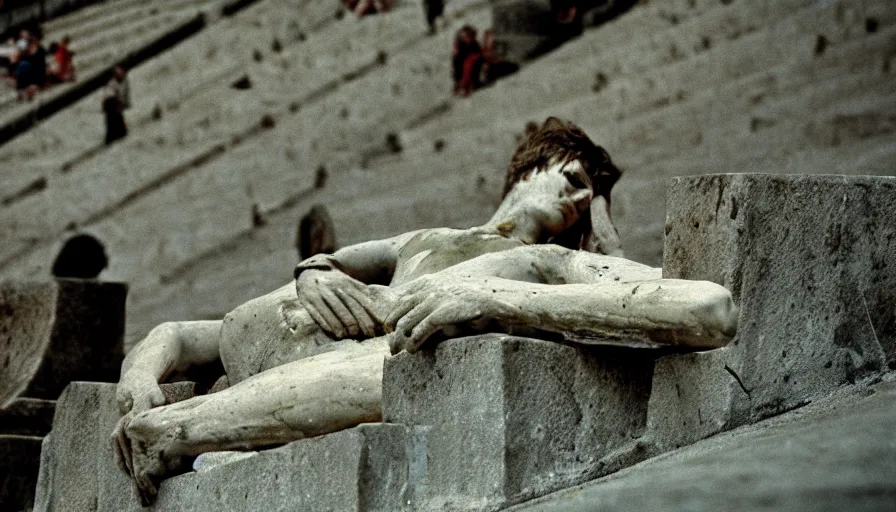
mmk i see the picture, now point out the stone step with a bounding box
[383,334,656,510]
[0,398,56,436]
[42,0,148,35]
[49,0,209,44]
[509,379,896,512]
[407,0,826,142]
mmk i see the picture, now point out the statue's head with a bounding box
[502,118,622,249]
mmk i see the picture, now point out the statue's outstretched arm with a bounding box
[386,274,737,354]
[118,320,222,414]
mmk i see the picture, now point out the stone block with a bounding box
[0,279,127,405]
[0,435,43,512]
[383,334,655,510]
[35,382,427,512]
[653,174,896,449]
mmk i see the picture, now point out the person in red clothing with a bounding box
[53,36,75,82]
[452,25,482,96]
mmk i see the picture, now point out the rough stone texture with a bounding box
[0,282,58,407]
[0,435,43,512]
[0,398,56,436]
[0,279,128,406]
[382,334,655,511]
[652,174,896,449]
[34,382,195,512]
[510,376,896,512]
[35,381,427,512]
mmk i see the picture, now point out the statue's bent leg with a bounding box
[125,339,389,504]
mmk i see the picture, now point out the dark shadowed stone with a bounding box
[0,398,56,436]
[22,280,126,402]
[382,334,655,511]
[0,435,43,512]
[652,174,896,450]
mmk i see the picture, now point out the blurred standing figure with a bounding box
[102,64,130,144]
[422,0,444,34]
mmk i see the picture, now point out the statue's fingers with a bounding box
[319,287,357,337]
[148,386,166,407]
[114,418,135,477]
[407,303,486,353]
[384,295,422,333]
[406,312,447,353]
[111,427,129,474]
[336,289,378,338]
[304,295,343,337]
[136,472,159,507]
[395,299,435,341]
[387,332,402,355]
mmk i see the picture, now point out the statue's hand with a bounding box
[296,269,379,339]
[116,368,165,416]
[111,369,165,478]
[385,276,515,354]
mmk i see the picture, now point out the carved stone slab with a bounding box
[652,174,896,450]
[383,334,655,511]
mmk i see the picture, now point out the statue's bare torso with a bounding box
[220,228,538,383]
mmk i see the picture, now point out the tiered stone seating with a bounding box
[0,0,893,349]
[0,0,496,343]
[0,0,230,139]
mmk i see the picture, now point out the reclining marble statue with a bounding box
[112,118,739,505]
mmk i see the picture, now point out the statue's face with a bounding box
[513,160,593,236]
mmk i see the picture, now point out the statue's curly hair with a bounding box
[502,117,621,200]
[502,118,623,250]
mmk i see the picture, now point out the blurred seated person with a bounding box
[48,36,75,83]
[452,25,482,96]
[1,38,17,78]
[343,0,392,17]
[453,27,519,97]
[14,36,48,100]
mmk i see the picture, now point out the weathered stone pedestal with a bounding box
[0,279,127,512]
[383,334,655,511]
[648,174,896,450]
[34,382,429,512]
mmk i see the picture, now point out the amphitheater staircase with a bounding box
[0,0,893,345]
